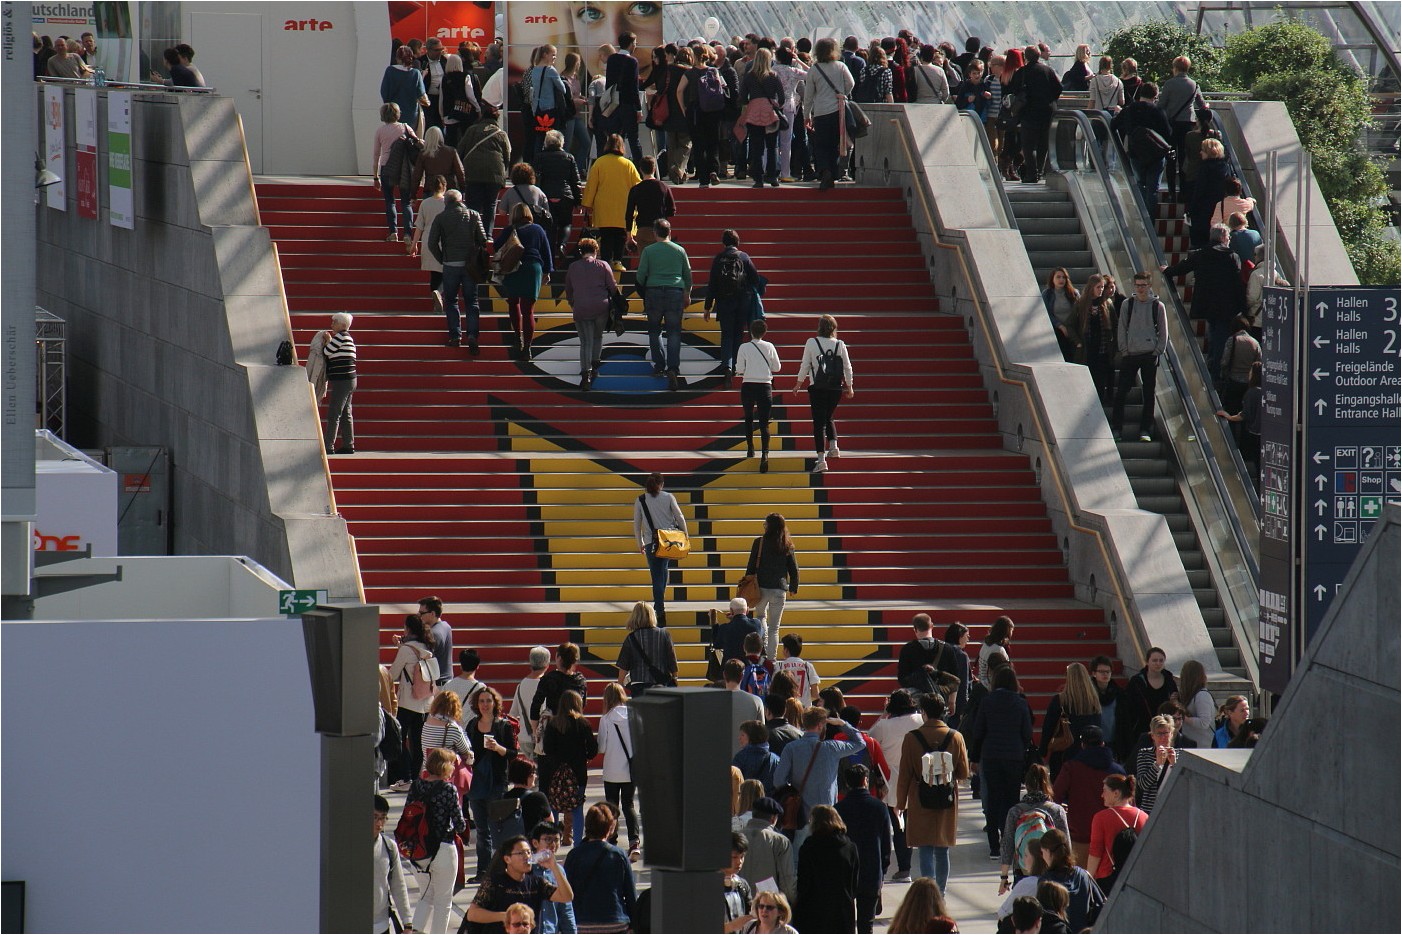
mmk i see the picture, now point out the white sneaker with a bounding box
[813,455,827,473]
[827,441,840,457]
[389,780,411,792]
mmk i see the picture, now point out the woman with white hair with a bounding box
[533,129,583,259]
[322,313,357,454]
[410,125,465,199]
[439,53,480,148]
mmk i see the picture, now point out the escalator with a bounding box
[1005,182,1246,677]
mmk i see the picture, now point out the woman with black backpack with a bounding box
[704,229,763,385]
[793,314,854,473]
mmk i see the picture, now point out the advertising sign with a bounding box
[44,86,67,210]
[34,455,119,557]
[506,1,663,83]
[75,87,98,219]
[388,2,494,47]
[1257,286,1296,694]
[107,90,133,229]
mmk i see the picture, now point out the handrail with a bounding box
[888,116,1146,665]
[1048,108,1261,683]
[35,75,216,93]
[956,110,1018,230]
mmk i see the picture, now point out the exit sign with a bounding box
[279,589,328,616]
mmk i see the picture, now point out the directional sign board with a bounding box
[1301,287,1400,637]
[279,589,329,616]
[1259,285,1400,693]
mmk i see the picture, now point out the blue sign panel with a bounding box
[1302,287,1400,638]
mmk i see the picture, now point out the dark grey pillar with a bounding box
[302,603,379,933]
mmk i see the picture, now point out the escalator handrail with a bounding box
[956,109,1019,230]
[1047,108,1262,590]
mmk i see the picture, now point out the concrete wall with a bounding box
[34,87,360,601]
[1097,508,1399,933]
[33,554,291,620]
[856,104,1221,676]
[1,616,321,932]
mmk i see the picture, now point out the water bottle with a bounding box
[94,66,106,87]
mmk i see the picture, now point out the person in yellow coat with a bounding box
[582,133,642,266]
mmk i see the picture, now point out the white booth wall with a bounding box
[2,616,320,933]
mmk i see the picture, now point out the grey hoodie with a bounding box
[1089,73,1124,111]
[1116,292,1168,357]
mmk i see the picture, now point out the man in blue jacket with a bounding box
[834,765,891,934]
[773,707,866,857]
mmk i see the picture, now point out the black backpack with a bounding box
[715,252,747,298]
[276,340,294,365]
[811,338,843,389]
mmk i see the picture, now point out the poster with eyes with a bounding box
[507,1,665,85]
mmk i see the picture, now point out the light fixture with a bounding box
[35,154,61,190]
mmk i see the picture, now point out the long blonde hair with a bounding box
[626,601,657,632]
[751,47,774,79]
[730,766,744,814]
[738,778,764,815]
[1060,662,1103,716]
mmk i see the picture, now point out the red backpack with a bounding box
[394,797,433,864]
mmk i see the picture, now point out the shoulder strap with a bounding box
[637,494,660,536]
[1112,806,1133,830]
[612,720,634,762]
[937,728,956,753]
[919,65,939,96]
[815,62,842,96]
[796,739,821,792]
[625,629,659,679]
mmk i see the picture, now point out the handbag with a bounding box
[623,629,677,693]
[638,493,690,560]
[494,227,524,279]
[607,289,629,336]
[1048,713,1074,755]
[775,743,821,831]
[736,574,760,606]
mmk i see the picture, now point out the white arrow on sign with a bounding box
[1312,451,1330,464]
[1316,301,1328,319]
[1314,398,1328,415]
[1312,368,1329,381]
[1313,335,1331,349]
[1315,498,1328,514]
[1314,584,1327,600]
[1315,524,1327,541]
[1315,475,1328,491]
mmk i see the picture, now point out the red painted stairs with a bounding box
[258,178,1118,722]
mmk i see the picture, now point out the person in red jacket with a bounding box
[1052,726,1125,868]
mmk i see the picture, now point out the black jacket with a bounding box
[1189,157,1234,218]
[427,202,487,265]
[1112,99,1172,147]
[833,788,891,897]
[605,51,641,112]
[1008,62,1062,128]
[533,148,582,204]
[971,687,1033,762]
[746,536,799,592]
[713,613,761,661]
[793,833,859,933]
[704,246,761,313]
[1117,667,1178,753]
[1164,244,1245,323]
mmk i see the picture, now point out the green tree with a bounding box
[1249,71,1373,154]
[1102,22,1224,89]
[1219,19,1352,90]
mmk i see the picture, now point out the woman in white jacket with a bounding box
[388,613,441,791]
[867,689,925,883]
[793,314,854,473]
[1176,659,1216,748]
[596,682,641,860]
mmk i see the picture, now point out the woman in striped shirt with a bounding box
[322,312,357,454]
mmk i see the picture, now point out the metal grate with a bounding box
[35,307,66,438]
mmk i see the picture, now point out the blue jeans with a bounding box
[1133,157,1164,211]
[646,545,671,616]
[464,181,500,240]
[646,286,686,373]
[468,797,494,874]
[917,845,951,893]
[380,167,413,235]
[441,264,480,343]
[717,309,747,372]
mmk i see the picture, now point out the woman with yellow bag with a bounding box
[633,471,689,626]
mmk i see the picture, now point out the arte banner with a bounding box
[506,1,663,85]
[44,85,67,210]
[107,90,133,229]
[75,87,99,220]
[388,1,494,47]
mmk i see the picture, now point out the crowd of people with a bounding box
[33,32,206,87]
[372,596,1265,933]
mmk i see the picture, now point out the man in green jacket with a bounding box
[636,219,693,391]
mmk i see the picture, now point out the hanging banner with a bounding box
[388,2,494,47]
[44,85,67,210]
[75,87,99,220]
[506,1,663,85]
[108,90,134,229]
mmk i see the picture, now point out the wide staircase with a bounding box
[258,179,1116,720]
